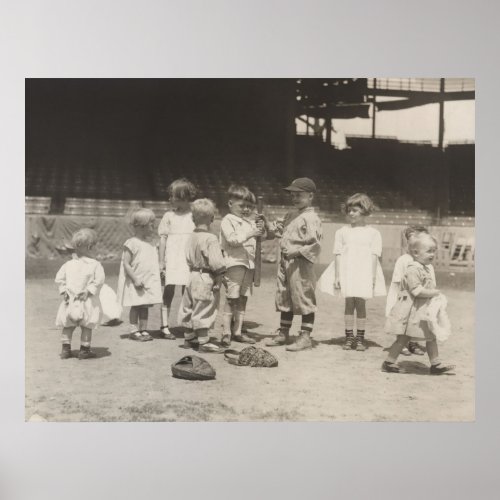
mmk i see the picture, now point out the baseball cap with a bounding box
[283,177,316,193]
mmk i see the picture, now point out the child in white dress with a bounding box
[322,193,386,351]
[386,225,432,356]
[55,228,105,359]
[117,208,162,341]
[158,178,197,339]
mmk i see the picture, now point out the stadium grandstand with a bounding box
[25,78,475,270]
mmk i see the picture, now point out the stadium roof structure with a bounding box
[296,77,475,118]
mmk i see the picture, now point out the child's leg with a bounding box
[426,339,455,374]
[196,328,221,352]
[161,285,177,338]
[138,306,149,333]
[233,297,255,344]
[60,326,76,358]
[78,327,96,359]
[222,298,237,344]
[343,298,355,349]
[265,311,293,346]
[129,306,139,333]
[286,312,315,351]
[381,335,408,372]
[353,298,367,351]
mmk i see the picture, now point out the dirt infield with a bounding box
[25,261,474,421]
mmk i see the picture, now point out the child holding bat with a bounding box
[260,177,322,352]
[219,185,265,347]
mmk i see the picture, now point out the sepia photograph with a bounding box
[25,77,475,422]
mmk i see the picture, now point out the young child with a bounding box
[263,177,322,352]
[219,185,264,347]
[333,193,386,351]
[116,208,162,342]
[158,178,197,339]
[382,232,454,375]
[177,198,226,353]
[55,228,105,359]
[386,225,433,356]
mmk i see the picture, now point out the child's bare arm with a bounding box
[334,255,341,288]
[414,288,441,298]
[158,236,167,270]
[371,254,378,287]
[122,249,143,288]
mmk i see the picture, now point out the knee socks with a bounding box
[301,313,315,334]
[345,314,354,338]
[280,311,293,331]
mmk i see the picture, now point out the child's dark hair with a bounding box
[227,184,256,205]
[168,178,197,201]
[341,193,376,215]
[404,225,429,241]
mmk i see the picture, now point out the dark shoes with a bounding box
[343,335,355,350]
[266,328,289,347]
[233,334,256,345]
[430,363,455,375]
[161,327,176,340]
[381,361,406,373]
[60,344,73,359]
[78,346,97,360]
[198,342,224,354]
[286,331,312,352]
[220,334,232,348]
[353,336,366,351]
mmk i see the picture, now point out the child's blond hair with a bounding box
[129,208,156,227]
[191,198,216,225]
[71,228,98,249]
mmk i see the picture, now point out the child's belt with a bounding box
[190,267,213,274]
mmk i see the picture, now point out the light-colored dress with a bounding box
[116,237,162,307]
[273,207,322,315]
[385,253,436,317]
[158,210,195,285]
[322,225,385,299]
[99,283,123,323]
[177,229,226,331]
[55,255,105,329]
[385,261,439,341]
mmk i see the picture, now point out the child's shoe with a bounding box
[408,342,425,356]
[381,361,406,373]
[181,338,199,349]
[220,334,232,348]
[342,334,355,350]
[430,363,455,375]
[198,342,224,353]
[60,344,73,359]
[354,336,366,351]
[265,328,289,347]
[286,331,312,352]
[161,326,176,340]
[78,346,97,360]
[233,334,256,345]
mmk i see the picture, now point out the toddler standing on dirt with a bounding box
[386,225,432,356]
[55,228,105,360]
[116,208,163,342]
[383,232,454,375]
[262,177,322,352]
[219,184,264,347]
[158,178,197,339]
[177,198,226,353]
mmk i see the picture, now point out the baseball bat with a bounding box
[253,196,264,287]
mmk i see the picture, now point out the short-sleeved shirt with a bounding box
[276,207,322,263]
[185,229,226,275]
[219,213,257,269]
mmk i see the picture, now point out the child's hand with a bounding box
[334,278,341,289]
[62,291,70,303]
[133,279,144,289]
[78,290,89,301]
[283,248,299,260]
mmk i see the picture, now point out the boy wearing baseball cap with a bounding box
[260,177,322,351]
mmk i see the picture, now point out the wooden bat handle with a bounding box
[254,196,264,287]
